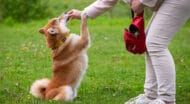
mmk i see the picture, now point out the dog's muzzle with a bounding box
[65,14,70,23]
[59,13,70,24]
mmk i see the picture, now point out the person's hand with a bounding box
[67,9,82,19]
[131,0,144,14]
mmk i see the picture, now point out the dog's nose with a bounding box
[65,14,70,23]
[59,13,70,23]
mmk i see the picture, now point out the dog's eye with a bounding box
[47,28,58,35]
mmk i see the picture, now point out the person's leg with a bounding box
[144,12,158,100]
[146,0,190,102]
[144,52,158,99]
[125,12,159,104]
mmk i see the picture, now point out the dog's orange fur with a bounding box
[30,14,90,101]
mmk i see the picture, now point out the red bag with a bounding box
[123,10,146,54]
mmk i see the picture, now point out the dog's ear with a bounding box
[52,19,57,25]
[39,28,45,34]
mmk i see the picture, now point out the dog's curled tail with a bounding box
[30,78,50,98]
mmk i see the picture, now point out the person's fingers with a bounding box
[68,14,78,19]
[67,10,74,18]
[67,9,76,18]
[131,0,144,14]
[67,9,82,19]
[67,9,74,14]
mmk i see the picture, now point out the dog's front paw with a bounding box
[81,12,88,21]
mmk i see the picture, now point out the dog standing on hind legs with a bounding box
[30,13,90,101]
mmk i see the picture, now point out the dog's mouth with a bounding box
[65,14,70,23]
[59,13,70,24]
[57,13,70,35]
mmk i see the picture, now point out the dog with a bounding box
[30,13,90,101]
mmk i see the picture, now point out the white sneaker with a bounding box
[149,99,165,104]
[124,94,154,104]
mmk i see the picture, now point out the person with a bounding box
[67,0,190,104]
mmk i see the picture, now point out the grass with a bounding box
[0,17,190,104]
[0,0,190,104]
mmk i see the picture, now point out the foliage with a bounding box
[0,0,51,22]
[0,0,153,23]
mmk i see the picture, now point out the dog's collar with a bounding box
[52,33,70,50]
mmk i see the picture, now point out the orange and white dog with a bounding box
[30,13,90,101]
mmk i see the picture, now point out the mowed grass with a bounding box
[0,16,190,104]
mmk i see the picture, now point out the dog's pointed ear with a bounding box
[39,28,45,34]
[49,19,57,25]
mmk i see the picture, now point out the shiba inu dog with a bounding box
[30,13,90,101]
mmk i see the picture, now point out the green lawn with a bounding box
[0,17,190,104]
[0,0,190,103]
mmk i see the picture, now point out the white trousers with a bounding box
[144,0,190,102]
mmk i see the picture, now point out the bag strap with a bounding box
[131,9,135,19]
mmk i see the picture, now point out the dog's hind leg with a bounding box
[45,88,60,100]
[53,86,74,101]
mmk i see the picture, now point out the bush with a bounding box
[0,0,51,22]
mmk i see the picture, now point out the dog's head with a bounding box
[39,14,70,49]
